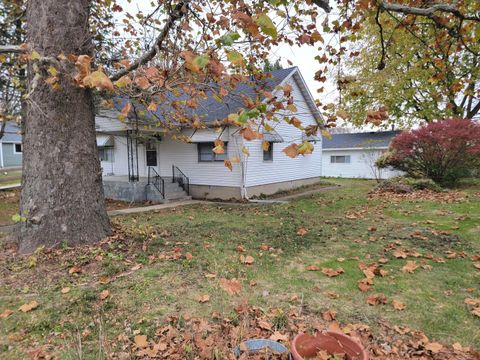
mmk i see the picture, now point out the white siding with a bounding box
[243,76,322,188]
[322,149,401,179]
[158,128,243,187]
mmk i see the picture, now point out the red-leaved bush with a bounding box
[377,118,480,185]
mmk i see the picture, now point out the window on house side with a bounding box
[197,142,227,162]
[14,144,22,154]
[99,147,114,162]
[263,142,273,161]
[331,155,351,163]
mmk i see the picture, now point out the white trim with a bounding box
[13,143,22,154]
[0,142,4,168]
[323,146,388,151]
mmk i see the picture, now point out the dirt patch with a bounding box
[369,190,468,203]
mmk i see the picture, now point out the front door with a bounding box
[146,141,159,174]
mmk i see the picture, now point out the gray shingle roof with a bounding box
[322,131,401,150]
[0,122,22,143]
[111,67,298,126]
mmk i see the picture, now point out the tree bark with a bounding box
[18,0,110,253]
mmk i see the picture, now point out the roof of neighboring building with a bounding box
[0,122,22,143]
[96,67,321,133]
[322,130,401,150]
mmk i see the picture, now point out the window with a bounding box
[263,142,273,161]
[330,155,351,164]
[197,142,227,162]
[146,142,157,167]
[14,144,22,154]
[98,147,114,162]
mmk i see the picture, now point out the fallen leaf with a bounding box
[19,301,38,313]
[237,245,246,253]
[219,278,242,295]
[402,261,419,273]
[99,290,110,300]
[269,331,288,342]
[306,265,320,271]
[134,335,149,348]
[392,300,406,311]
[240,255,255,265]
[204,273,216,279]
[393,250,407,259]
[258,320,272,331]
[185,252,193,261]
[61,287,71,294]
[297,227,308,236]
[0,309,13,318]
[366,294,387,306]
[195,294,210,303]
[68,266,82,274]
[322,309,337,321]
[358,279,371,292]
[473,263,480,270]
[425,342,443,353]
[321,267,344,277]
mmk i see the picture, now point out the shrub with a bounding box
[377,118,480,185]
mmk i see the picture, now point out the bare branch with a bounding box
[0,45,24,54]
[110,2,189,82]
[379,2,480,22]
[312,0,331,13]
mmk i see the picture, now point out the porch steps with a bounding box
[146,180,191,203]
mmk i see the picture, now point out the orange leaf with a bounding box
[224,159,233,171]
[0,309,13,318]
[366,294,387,306]
[392,300,406,311]
[282,143,299,158]
[219,278,242,295]
[258,320,272,331]
[69,266,82,274]
[185,252,193,261]
[269,331,288,342]
[99,290,110,300]
[401,261,419,274]
[322,309,337,321]
[297,227,308,236]
[61,287,71,294]
[19,301,38,313]
[240,255,255,265]
[195,294,210,303]
[425,342,443,353]
[83,68,114,91]
[306,265,319,271]
[321,267,344,277]
[134,335,149,348]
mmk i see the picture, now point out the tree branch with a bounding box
[110,2,189,82]
[312,0,331,13]
[0,45,24,54]
[379,2,480,22]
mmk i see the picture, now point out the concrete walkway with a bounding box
[0,184,21,191]
[108,199,202,216]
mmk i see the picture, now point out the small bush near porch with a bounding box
[0,179,479,358]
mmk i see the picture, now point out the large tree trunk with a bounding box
[18,0,110,253]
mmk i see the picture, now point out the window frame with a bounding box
[330,155,351,164]
[263,142,274,162]
[13,143,22,154]
[98,146,114,162]
[197,142,228,162]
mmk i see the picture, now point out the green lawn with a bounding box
[0,170,21,188]
[0,179,479,358]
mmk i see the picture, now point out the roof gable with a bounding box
[0,122,22,143]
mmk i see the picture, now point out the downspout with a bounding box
[233,134,248,200]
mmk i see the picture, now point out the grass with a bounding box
[0,178,479,358]
[0,170,21,187]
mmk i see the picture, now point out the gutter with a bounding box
[0,141,3,168]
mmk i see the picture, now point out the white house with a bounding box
[96,67,323,201]
[0,121,22,169]
[322,131,402,179]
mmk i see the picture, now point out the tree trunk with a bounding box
[18,0,110,253]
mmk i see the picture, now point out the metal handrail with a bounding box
[172,165,190,195]
[147,167,165,199]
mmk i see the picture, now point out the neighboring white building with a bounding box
[96,67,323,201]
[0,122,22,169]
[322,131,402,179]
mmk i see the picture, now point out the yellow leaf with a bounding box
[47,66,58,77]
[30,50,41,61]
[297,141,314,155]
[242,146,250,157]
[262,141,270,152]
[321,130,332,140]
[83,68,114,91]
[19,301,38,313]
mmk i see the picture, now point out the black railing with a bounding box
[147,167,165,199]
[172,165,190,195]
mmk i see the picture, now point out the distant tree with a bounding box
[263,59,283,72]
[377,118,480,185]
